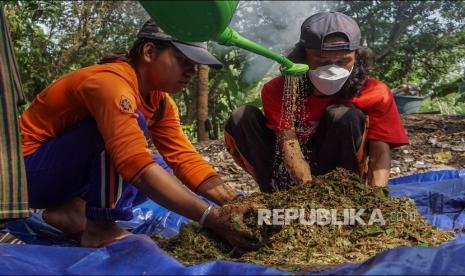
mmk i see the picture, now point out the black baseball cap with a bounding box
[299,12,361,51]
[137,20,223,69]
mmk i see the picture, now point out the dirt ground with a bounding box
[194,114,465,194]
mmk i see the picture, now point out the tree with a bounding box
[197,65,210,141]
[337,1,465,94]
[5,1,148,102]
[6,0,465,135]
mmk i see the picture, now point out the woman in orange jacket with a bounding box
[21,20,258,249]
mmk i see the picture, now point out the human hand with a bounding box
[204,202,262,252]
[196,176,239,206]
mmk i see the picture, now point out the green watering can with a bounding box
[139,0,308,75]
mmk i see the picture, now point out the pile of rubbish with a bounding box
[393,83,421,97]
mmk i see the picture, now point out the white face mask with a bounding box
[308,64,353,95]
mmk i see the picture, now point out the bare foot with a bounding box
[42,197,86,240]
[80,220,131,248]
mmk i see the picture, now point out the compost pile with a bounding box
[153,168,454,270]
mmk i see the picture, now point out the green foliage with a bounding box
[420,74,465,114]
[421,93,465,115]
[5,1,148,102]
[172,47,265,140]
[208,48,263,138]
[181,123,197,143]
[338,1,465,93]
[433,76,465,98]
[4,0,465,143]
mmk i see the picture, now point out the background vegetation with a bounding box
[4,1,465,140]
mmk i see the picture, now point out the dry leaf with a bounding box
[433,151,452,163]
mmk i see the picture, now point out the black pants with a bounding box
[224,104,367,193]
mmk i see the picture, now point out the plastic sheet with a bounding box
[1,169,465,274]
[389,169,465,231]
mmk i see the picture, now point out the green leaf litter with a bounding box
[153,168,454,271]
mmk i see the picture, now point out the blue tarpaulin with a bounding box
[1,169,465,275]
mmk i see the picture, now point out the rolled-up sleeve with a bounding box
[149,96,217,191]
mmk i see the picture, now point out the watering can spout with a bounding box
[139,0,308,75]
[216,28,308,75]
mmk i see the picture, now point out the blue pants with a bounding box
[25,110,171,221]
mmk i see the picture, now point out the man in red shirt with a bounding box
[225,12,408,192]
[21,20,258,248]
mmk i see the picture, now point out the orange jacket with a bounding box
[20,60,217,190]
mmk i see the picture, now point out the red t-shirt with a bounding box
[261,76,409,148]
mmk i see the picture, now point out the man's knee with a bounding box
[225,105,264,133]
[323,104,365,127]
